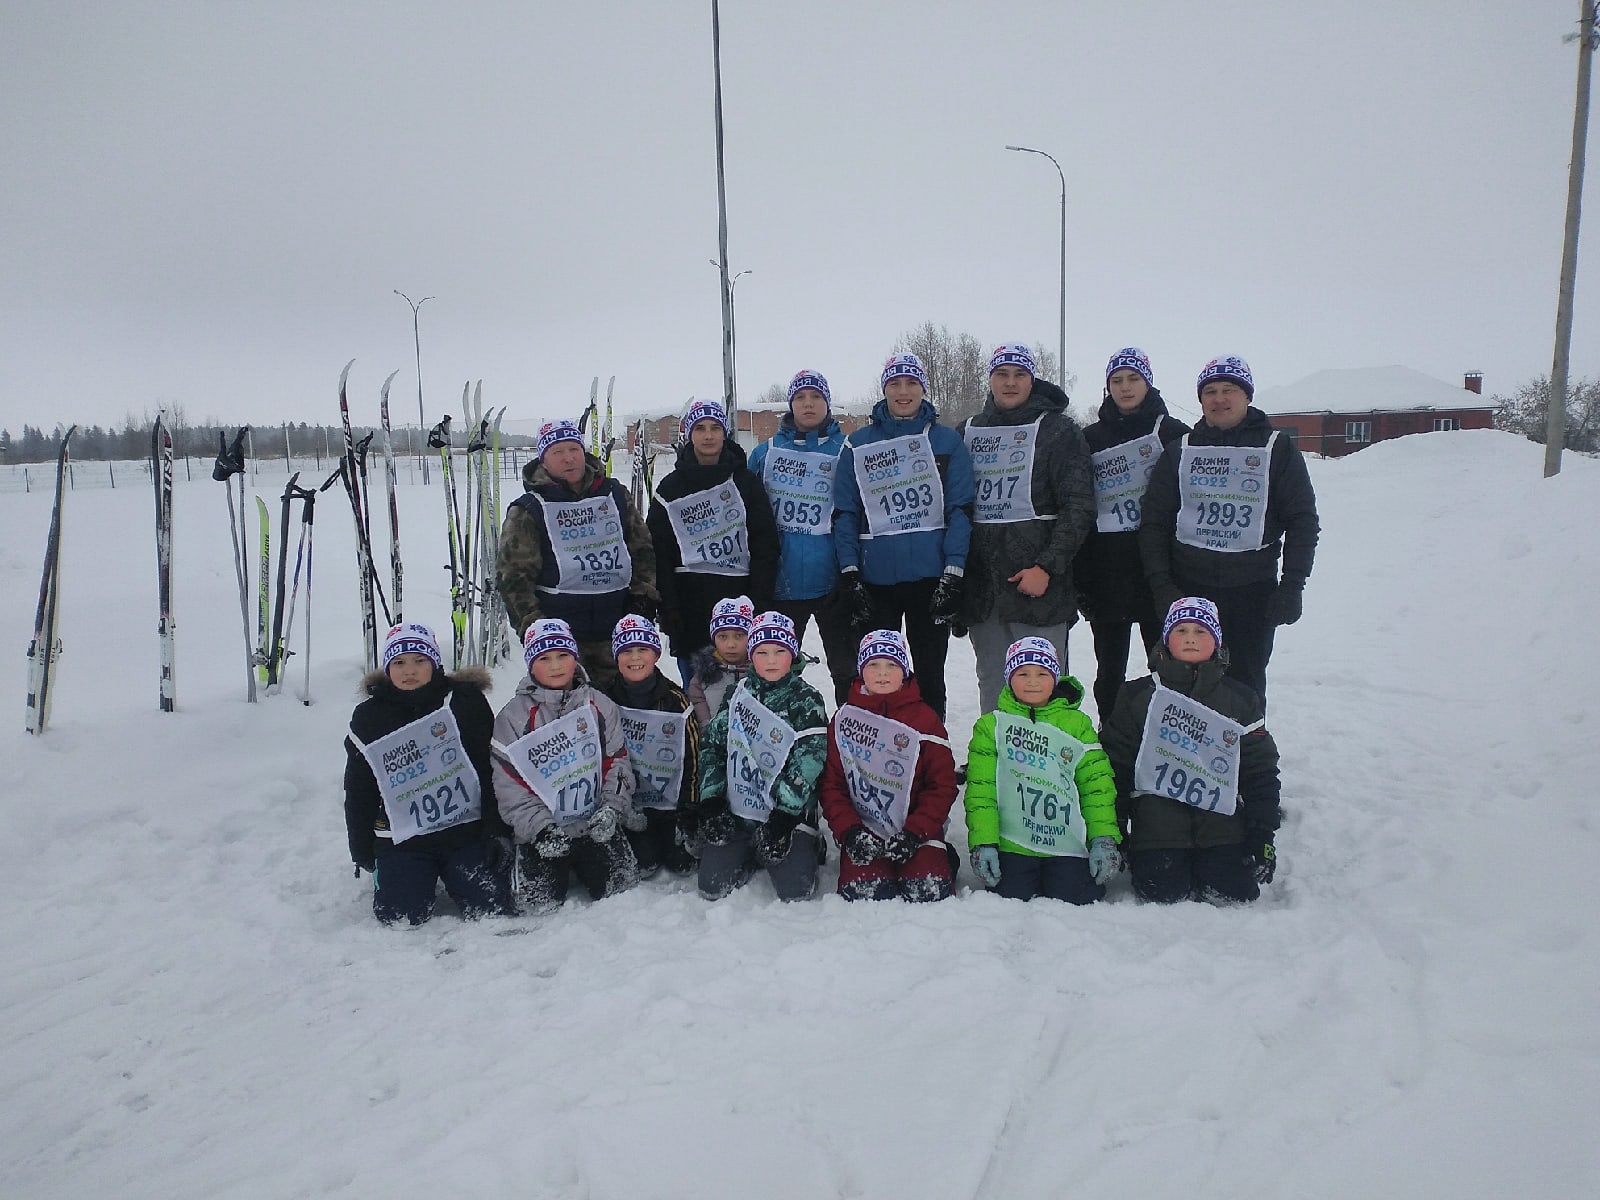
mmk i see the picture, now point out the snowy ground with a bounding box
[2,430,1595,1198]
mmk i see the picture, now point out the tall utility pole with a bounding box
[395,290,434,483]
[710,0,737,431]
[1546,1,1597,478]
[710,261,751,414]
[1006,144,1067,383]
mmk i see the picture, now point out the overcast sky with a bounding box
[2,0,1594,439]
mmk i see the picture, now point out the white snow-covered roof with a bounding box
[1251,366,1495,416]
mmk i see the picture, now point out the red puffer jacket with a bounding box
[818,676,958,843]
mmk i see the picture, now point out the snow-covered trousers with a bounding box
[991,850,1103,905]
[516,835,639,908]
[698,824,820,902]
[372,840,515,925]
[837,841,956,903]
[968,618,1073,713]
[1129,845,1259,905]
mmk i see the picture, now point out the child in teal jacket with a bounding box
[964,637,1121,903]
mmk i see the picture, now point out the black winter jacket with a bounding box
[1099,645,1280,852]
[1075,388,1191,621]
[646,440,779,657]
[958,379,1095,627]
[1137,407,1320,598]
[603,667,701,815]
[343,666,505,867]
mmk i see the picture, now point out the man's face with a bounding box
[1200,381,1250,431]
[790,389,828,433]
[989,365,1033,411]
[541,439,587,486]
[883,376,925,418]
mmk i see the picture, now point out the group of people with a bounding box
[343,341,1320,923]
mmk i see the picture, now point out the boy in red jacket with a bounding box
[818,630,959,901]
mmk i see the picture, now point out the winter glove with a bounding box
[700,808,736,847]
[352,856,376,877]
[625,592,658,622]
[883,830,921,867]
[842,826,885,867]
[1087,836,1122,885]
[587,805,620,842]
[623,804,650,832]
[971,845,1002,888]
[837,568,876,633]
[1248,832,1277,884]
[928,569,965,627]
[1269,581,1304,627]
[753,810,800,867]
[676,808,702,849]
[534,826,572,860]
[483,835,514,874]
[1149,578,1182,621]
[1075,590,1098,624]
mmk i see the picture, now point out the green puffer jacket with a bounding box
[1098,645,1281,851]
[964,675,1118,856]
[697,663,828,825]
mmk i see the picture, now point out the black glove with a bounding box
[753,810,800,867]
[1269,582,1304,627]
[842,826,884,867]
[534,826,572,860]
[483,835,513,874]
[837,568,876,632]
[883,830,921,866]
[928,569,964,626]
[700,808,736,847]
[352,856,376,876]
[677,808,702,848]
[1248,831,1277,884]
[1149,577,1182,620]
[625,592,658,622]
[1075,590,1098,623]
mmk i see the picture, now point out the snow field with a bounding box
[1,430,1596,1198]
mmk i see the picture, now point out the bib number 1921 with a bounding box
[408,776,471,829]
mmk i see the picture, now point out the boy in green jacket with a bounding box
[965,637,1121,903]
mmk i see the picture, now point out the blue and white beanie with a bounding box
[1004,636,1061,682]
[857,629,912,678]
[382,622,443,672]
[524,617,580,666]
[1196,355,1254,399]
[787,369,832,410]
[611,614,663,659]
[1106,346,1154,388]
[536,419,584,460]
[1163,597,1223,649]
[880,353,930,394]
[748,611,800,659]
[709,594,756,638]
[681,399,731,439]
[989,342,1037,376]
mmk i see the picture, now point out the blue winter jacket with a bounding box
[747,414,847,602]
[833,398,975,586]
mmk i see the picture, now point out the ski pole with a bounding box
[212,427,255,703]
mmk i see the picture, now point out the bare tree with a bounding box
[1494,375,1600,452]
[754,382,786,408]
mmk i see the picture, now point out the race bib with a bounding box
[965,419,1043,524]
[1174,434,1277,553]
[993,712,1088,857]
[762,447,836,535]
[498,706,604,826]
[536,494,632,594]
[832,704,921,840]
[852,433,945,538]
[665,483,751,575]
[1091,432,1164,533]
[351,704,482,845]
[724,684,798,824]
[1131,684,1250,817]
[617,704,687,811]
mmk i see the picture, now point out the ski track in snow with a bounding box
[1,431,1597,1199]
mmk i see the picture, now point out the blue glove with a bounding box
[1087,836,1122,885]
[971,845,1001,888]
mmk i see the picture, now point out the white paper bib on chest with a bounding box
[617,705,687,811]
[993,712,1089,857]
[832,703,921,839]
[965,419,1045,525]
[351,703,482,845]
[1091,431,1165,533]
[724,684,798,824]
[665,482,751,575]
[535,494,632,594]
[1174,433,1276,553]
[762,447,836,535]
[852,432,945,538]
[498,706,604,825]
[1132,684,1252,817]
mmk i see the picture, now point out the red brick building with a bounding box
[1252,367,1496,457]
[625,403,869,453]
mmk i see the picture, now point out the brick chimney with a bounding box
[1464,371,1483,394]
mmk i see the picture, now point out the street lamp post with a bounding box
[1005,144,1066,383]
[710,261,752,419]
[394,289,434,483]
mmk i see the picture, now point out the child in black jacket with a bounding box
[344,623,516,925]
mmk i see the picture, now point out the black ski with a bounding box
[25,425,77,734]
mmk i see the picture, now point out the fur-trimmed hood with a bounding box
[359,664,492,698]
